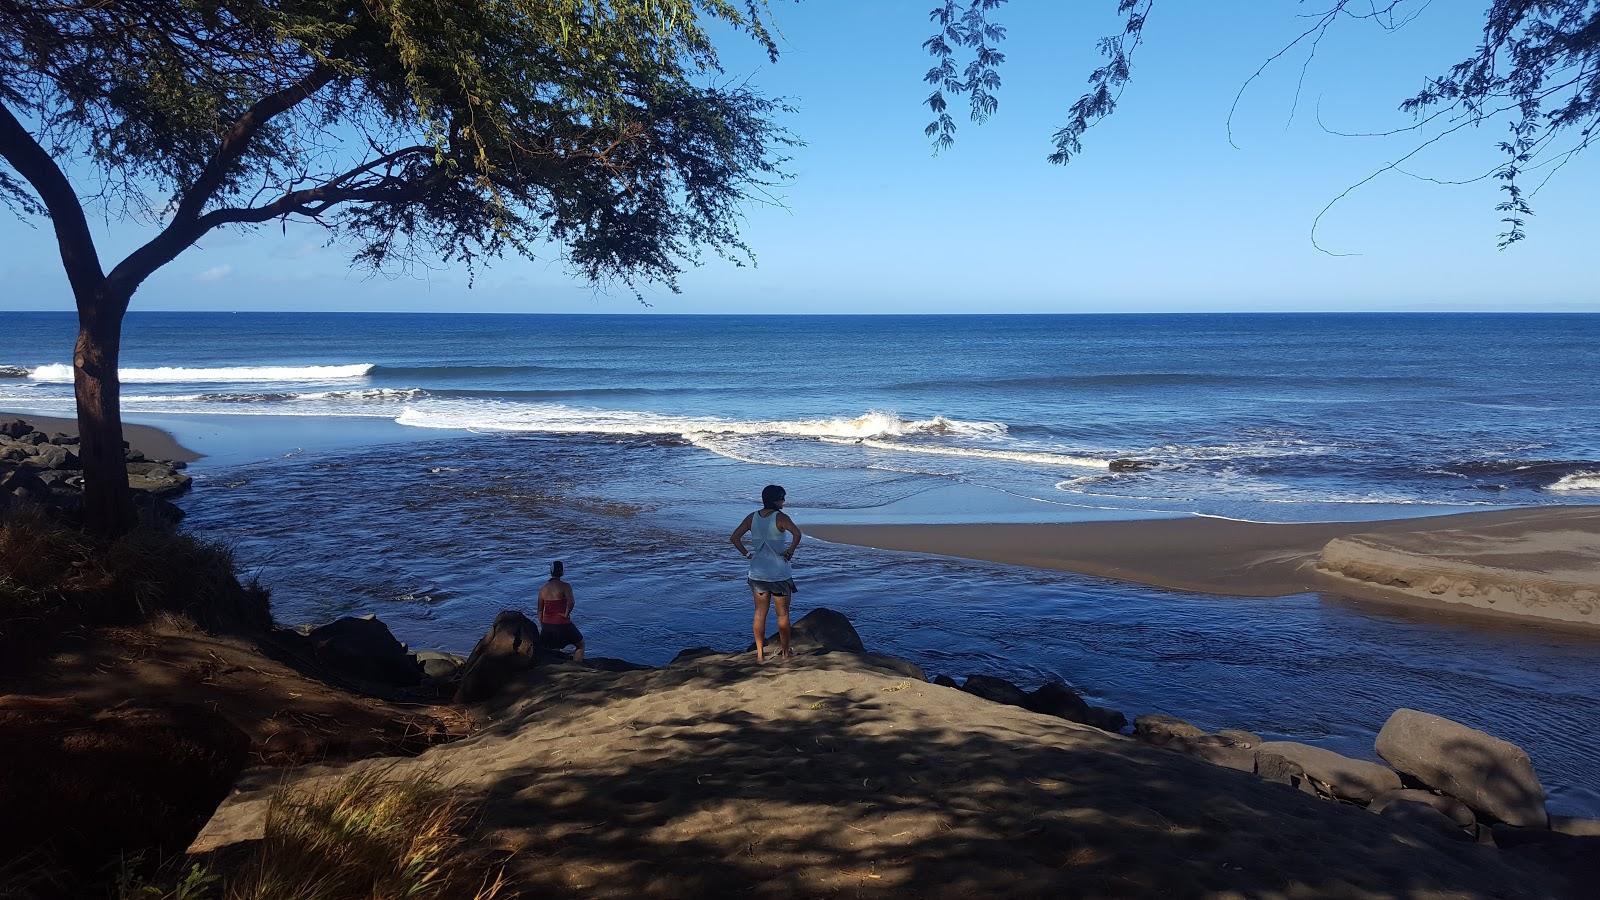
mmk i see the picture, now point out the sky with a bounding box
[3,1,1597,314]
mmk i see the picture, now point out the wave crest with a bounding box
[27,362,374,383]
[1547,471,1600,493]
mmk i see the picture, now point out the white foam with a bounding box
[123,388,422,404]
[27,362,374,383]
[1548,471,1600,493]
[394,402,1005,440]
[846,437,1109,469]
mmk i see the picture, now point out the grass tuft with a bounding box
[0,505,270,674]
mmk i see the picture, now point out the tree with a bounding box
[923,1,1599,248]
[0,0,789,534]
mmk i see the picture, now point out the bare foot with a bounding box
[754,646,766,663]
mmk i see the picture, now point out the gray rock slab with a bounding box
[1375,708,1547,828]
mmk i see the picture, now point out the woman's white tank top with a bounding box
[747,509,792,581]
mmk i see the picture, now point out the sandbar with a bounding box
[812,506,1600,628]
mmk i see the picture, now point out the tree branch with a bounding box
[0,98,107,307]
[105,65,338,296]
[174,64,338,223]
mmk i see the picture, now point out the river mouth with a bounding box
[174,426,1600,818]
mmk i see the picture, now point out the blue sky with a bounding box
[3,1,1597,314]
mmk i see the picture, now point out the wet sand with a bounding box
[812,506,1600,628]
[2,411,201,463]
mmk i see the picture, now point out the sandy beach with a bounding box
[1,410,201,463]
[812,506,1600,628]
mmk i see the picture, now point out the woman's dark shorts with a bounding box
[540,622,584,649]
[748,578,798,596]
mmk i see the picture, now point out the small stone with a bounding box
[1134,714,1206,744]
[1369,789,1475,829]
[49,433,79,445]
[414,650,466,680]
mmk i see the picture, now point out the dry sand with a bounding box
[812,506,1600,628]
[194,650,1560,898]
[1,410,200,462]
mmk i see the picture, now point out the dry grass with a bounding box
[0,505,269,675]
[112,769,508,900]
[222,768,506,900]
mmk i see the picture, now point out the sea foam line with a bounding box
[1548,471,1600,493]
[26,362,374,383]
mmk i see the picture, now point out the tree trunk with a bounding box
[73,299,133,535]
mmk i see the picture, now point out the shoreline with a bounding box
[1,410,201,463]
[811,505,1600,629]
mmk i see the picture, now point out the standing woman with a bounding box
[730,484,802,661]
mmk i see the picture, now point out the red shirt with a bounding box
[539,581,572,625]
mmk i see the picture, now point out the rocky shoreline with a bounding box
[267,602,1596,892]
[0,417,192,522]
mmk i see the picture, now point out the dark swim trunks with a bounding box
[748,578,798,596]
[540,622,583,649]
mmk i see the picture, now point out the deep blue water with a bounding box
[4,311,1600,814]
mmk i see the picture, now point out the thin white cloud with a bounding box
[194,264,233,283]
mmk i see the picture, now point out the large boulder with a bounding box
[1255,741,1400,804]
[454,610,541,703]
[1082,706,1127,734]
[756,607,864,653]
[0,697,249,882]
[0,418,31,438]
[1375,708,1547,828]
[307,615,422,687]
[961,674,1029,708]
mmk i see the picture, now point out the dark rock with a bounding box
[0,697,250,880]
[1380,801,1470,841]
[961,674,1029,708]
[1082,706,1127,733]
[455,610,541,702]
[415,650,466,680]
[1024,680,1091,722]
[20,430,46,445]
[756,607,864,653]
[585,656,656,673]
[0,418,30,438]
[21,443,77,470]
[0,445,26,461]
[307,615,421,687]
[125,448,146,462]
[1375,708,1547,828]
[1370,789,1475,829]
[1133,713,1206,745]
[126,460,192,497]
[0,367,27,378]
[49,433,79,445]
[931,674,959,688]
[1,466,50,503]
[1108,458,1154,472]
[671,646,718,665]
[1256,741,1400,804]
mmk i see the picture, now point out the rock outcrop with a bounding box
[0,418,190,520]
[1375,708,1547,828]
[454,610,541,703]
[306,615,422,687]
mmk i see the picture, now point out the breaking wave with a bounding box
[26,362,374,383]
[1548,471,1600,493]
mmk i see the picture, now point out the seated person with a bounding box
[537,560,584,662]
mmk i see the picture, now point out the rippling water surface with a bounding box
[4,311,1600,814]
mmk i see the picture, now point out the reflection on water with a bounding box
[181,431,1600,816]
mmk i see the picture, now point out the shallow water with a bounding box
[177,430,1600,817]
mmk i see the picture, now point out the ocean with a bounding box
[4,310,1600,813]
